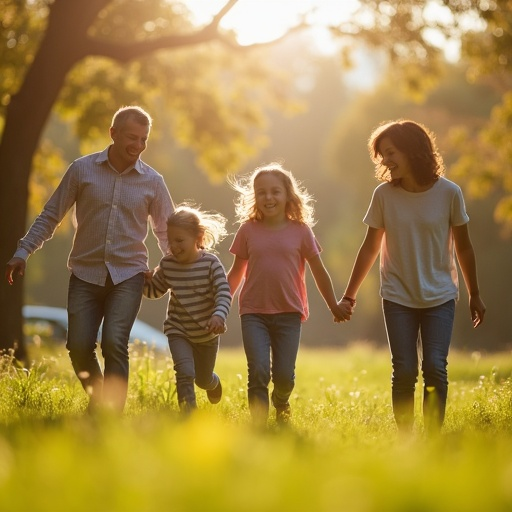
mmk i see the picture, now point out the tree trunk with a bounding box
[0,0,108,360]
[0,0,232,360]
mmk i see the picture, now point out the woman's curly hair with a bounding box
[368,119,445,186]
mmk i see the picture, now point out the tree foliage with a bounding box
[1,0,510,358]
[448,0,512,236]
[0,0,302,357]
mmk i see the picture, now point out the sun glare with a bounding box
[183,0,359,49]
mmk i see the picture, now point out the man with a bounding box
[5,106,175,413]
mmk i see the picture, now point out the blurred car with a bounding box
[23,305,168,351]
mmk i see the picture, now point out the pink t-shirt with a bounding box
[229,220,321,321]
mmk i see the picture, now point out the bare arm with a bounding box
[308,254,351,321]
[227,256,248,296]
[342,226,384,303]
[453,223,486,327]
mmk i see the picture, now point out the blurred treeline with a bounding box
[24,39,512,351]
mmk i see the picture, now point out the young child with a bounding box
[144,204,231,413]
[227,162,352,425]
[340,119,486,434]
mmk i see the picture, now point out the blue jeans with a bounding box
[241,313,302,422]
[168,335,220,412]
[382,299,455,431]
[66,272,144,412]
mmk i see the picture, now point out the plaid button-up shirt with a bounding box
[15,147,174,286]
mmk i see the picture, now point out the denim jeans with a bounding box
[382,299,455,432]
[168,335,220,412]
[67,272,144,412]
[241,313,302,423]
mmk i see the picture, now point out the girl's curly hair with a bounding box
[167,203,228,252]
[229,162,316,227]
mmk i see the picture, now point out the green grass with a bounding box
[1,343,512,511]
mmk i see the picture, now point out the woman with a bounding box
[340,119,486,433]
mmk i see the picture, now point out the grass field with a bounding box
[1,342,512,512]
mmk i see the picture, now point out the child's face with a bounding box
[254,173,287,224]
[378,136,413,183]
[168,226,201,264]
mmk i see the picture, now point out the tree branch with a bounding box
[209,0,239,30]
[84,9,309,62]
[82,0,242,61]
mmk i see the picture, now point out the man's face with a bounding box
[109,117,150,170]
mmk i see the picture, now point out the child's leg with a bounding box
[269,313,301,420]
[241,314,272,424]
[193,337,221,398]
[168,335,197,412]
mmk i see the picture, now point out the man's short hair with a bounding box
[111,106,152,130]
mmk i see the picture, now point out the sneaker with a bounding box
[207,380,222,404]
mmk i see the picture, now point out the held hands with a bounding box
[206,314,227,335]
[143,267,157,284]
[470,295,486,328]
[332,297,355,323]
[5,257,26,285]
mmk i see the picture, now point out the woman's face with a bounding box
[378,136,413,183]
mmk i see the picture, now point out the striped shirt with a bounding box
[144,252,232,343]
[15,147,174,286]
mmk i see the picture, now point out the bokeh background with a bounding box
[3,0,512,353]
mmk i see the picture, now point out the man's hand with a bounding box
[5,257,26,285]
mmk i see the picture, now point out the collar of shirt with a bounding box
[95,146,145,175]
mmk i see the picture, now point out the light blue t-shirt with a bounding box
[363,177,470,308]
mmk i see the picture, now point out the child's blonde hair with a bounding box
[230,162,316,227]
[167,203,228,252]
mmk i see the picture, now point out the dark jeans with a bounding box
[382,299,455,432]
[168,335,220,412]
[241,313,302,423]
[66,272,144,412]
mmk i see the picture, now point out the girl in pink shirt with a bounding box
[228,163,352,426]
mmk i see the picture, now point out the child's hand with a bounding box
[206,315,227,335]
[143,268,156,284]
[332,299,355,323]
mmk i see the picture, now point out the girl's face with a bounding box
[168,226,201,264]
[254,173,288,224]
[378,136,414,184]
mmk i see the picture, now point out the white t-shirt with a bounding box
[364,177,470,308]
